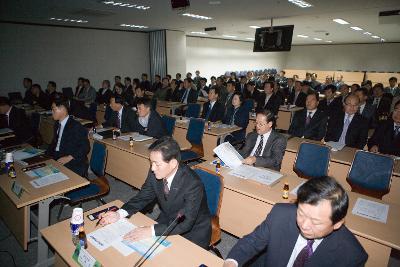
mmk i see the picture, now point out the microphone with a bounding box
[133,211,185,267]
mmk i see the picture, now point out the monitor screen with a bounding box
[253,25,294,52]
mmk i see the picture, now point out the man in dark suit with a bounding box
[179,78,198,104]
[288,81,307,107]
[372,83,392,123]
[96,80,112,105]
[45,95,90,177]
[325,94,369,149]
[102,94,136,133]
[224,176,368,267]
[132,97,167,138]
[22,77,33,103]
[0,97,33,144]
[140,73,151,92]
[244,81,260,102]
[256,81,280,115]
[237,76,247,94]
[25,83,51,110]
[99,137,211,249]
[239,109,287,171]
[355,87,376,127]
[282,78,295,100]
[289,92,328,141]
[223,81,236,114]
[318,84,342,118]
[368,100,400,156]
[201,88,225,122]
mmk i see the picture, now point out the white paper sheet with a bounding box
[351,198,389,223]
[213,142,243,168]
[92,133,104,140]
[13,148,44,161]
[229,165,283,186]
[325,141,345,151]
[118,134,152,142]
[29,172,69,188]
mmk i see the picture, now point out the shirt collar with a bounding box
[306,108,317,115]
[5,106,12,116]
[118,106,124,116]
[345,113,355,121]
[165,166,178,188]
[59,115,69,127]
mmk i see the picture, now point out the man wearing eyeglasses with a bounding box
[239,109,287,171]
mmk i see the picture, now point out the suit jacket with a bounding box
[318,97,342,118]
[359,102,376,127]
[46,116,89,177]
[165,88,180,102]
[0,106,33,144]
[227,203,368,267]
[288,91,307,107]
[374,96,392,120]
[325,112,369,149]
[288,109,328,141]
[244,89,261,102]
[239,131,287,171]
[368,119,400,156]
[256,93,280,114]
[24,91,51,110]
[132,111,167,138]
[201,101,225,122]
[179,88,198,104]
[140,80,151,91]
[121,164,212,249]
[223,106,249,142]
[96,88,112,104]
[102,106,137,133]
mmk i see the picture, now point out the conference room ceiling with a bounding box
[1,0,400,45]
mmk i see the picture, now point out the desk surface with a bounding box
[198,161,400,251]
[286,136,400,176]
[41,200,223,267]
[156,101,185,108]
[95,134,153,158]
[0,159,89,208]
[174,117,241,136]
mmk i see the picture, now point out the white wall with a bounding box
[0,23,149,95]
[166,30,186,77]
[285,43,400,72]
[186,36,287,81]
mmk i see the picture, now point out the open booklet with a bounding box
[213,142,283,186]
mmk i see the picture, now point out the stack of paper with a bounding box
[351,198,389,223]
[25,165,69,188]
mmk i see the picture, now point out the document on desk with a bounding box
[118,237,172,258]
[26,165,69,188]
[229,165,283,186]
[13,147,44,161]
[325,141,345,151]
[118,134,152,142]
[213,142,243,168]
[352,198,389,224]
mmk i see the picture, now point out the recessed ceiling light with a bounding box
[182,13,212,20]
[297,34,309,38]
[190,31,208,35]
[363,32,372,35]
[288,0,313,8]
[120,24,148,29]
[350,26,363,31]
[313,38,322,41]
[333,18,350,25]
[49,17,88,23]
[325,40,333,43]
[246,37,255,40]
[103,1,150,10]
[371,35,380,39]
[249,26,261,29]
[222,35,237,38]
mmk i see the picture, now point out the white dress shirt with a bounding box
[306,109,317,119]
[286,235,323,267]
[139,112,150,128]
[56,116,69,151]
[117,167,179,236]
[117,106,123,127]
[5,106,12,126]
[250,130,272,156]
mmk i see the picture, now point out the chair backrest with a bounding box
[186,118,205,145]
[347,150,393,198]
[8,92,23,104]
[294,142,330,179]
[62,87,74,100]
[161,115,176,136]
[193,167,223,217]
[90,142,107,177]
[186,103,201,118]
[243,99,254,112]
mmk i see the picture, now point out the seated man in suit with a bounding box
[289,92,328,141]
[96,80,112,105]
[179,78,198,104]
[99,137,211,249]
[385,76,400,97]
[45,95,90,177]
[102,94,136,133]
[224,176,368,267]
[372,83,392,122]
[239,109,287,171]
[325,94,369,149]
[24,84,51,109]
[288,81,306,107]
[244,81,260,102]
[355,87,375,127]
[198,78,210,99]
[368,100,400,156]
[337,83,350,104]
[223,81,236,113]
[256,81,280,115]
[318,84,342,118]
[132,97,167,138]
[223,92,249,143]
[0,96,33,144]
[282,78,295,99]
[201,87,225,122]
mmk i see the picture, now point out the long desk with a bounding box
[156,101,186,116]
[41,200,223,267]
[281,137,400,204]
[172,118,241,161]
[198,161,400,267]
[0,159,89,267]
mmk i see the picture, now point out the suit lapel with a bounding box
[165,165,185,202]
[281,213,302,266]
[306,229,339,266]
[262,130,276,155]
[59,116,72,151]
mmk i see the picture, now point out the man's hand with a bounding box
[369,145,379,153]
[57,155,73,165]
[99,211,120,226]
[223,259,238,267]
[123,226,152,242]
[242,156,256,165]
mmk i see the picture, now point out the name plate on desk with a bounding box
[11,180,24,198]
[72,244,102,267]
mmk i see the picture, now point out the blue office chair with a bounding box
[347,150,394,199]
[161,115,176,136]
[293,142,331,179]
[243,99,254,113]
[193,167,224,258]
[180,118,205,163]
[57,142,109,220]
[186,103,201,118]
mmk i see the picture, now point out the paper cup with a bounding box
[71,208,84,224]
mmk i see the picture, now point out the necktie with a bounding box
[163,179,169,198]
[116,112,121,129]
[339,115,351,144]
[293,239,314,267]
[205,103,212,120]
[253,135,264,156]
[181,89,189,103]
[305,112,312,126]
[394,126,400,138]
[55,122,62,151]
